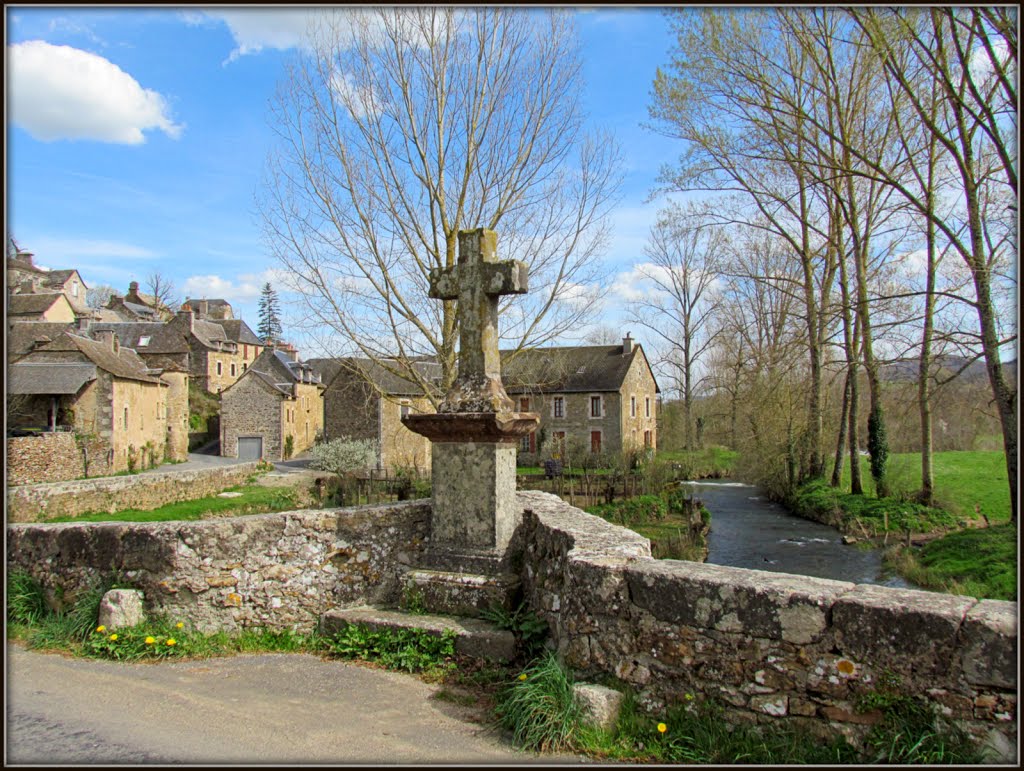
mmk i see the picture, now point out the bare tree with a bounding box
[144,271,180,314]
[629,201,725,450]
[86,284,121,310]
[259,8,622,401]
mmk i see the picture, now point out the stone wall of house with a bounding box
[618,356,657,452]
[6,432,116,486]
[290,381,324,457]
[6,462,260,523]
[220,377,283,460]
[380,395,432,473]
[111,378,169,472]
[162,371,190,462]
[7,501,430,632]
[516,491,1016,759]
[323,378,379,444]
[534,391,622,457]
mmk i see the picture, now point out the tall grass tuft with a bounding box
[495,652,583,752]
[7,571,50,626]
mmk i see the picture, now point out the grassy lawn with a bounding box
[837,451,1011,523]
[42,485,300,523]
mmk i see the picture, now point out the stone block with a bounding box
[831,585,975,673]
[959,599,1017,688]
[625,560,853,644]
[97,589,145,630]
[431,442,518,552]
[405,569,520,617]
[573,683,623,731]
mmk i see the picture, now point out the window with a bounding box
[590,431,602,454]
[230,363,236,377]
[216,361,223,376]
[644,430,653,449]
[400,402,411,419]
[123,407,128,430]
[520,431,536,454]
[242,362,247,372]
[645,397,651,418]
[590,395,602,418]
[138,336,151,347]
[519,397,530,412]
[72,281,79,297]
[553,396,565,418]
[630,396,636,418]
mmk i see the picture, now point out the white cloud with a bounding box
[8,40,183,144]
[24,237,158,261]
[182,269,290,304]
[329,70,381,120]
[48,17,107,47]
[200,9,320,63]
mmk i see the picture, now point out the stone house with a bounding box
[6,248,91,317]
[103,281,175,322]
[7,292,77,323]
[181,297,234,321]
[7,330,178,475]
[220,347,325,461]
[165,307,263,394]
[308,357,438,474]
[501,334,660,460]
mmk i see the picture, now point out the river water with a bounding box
[680,480,912,588]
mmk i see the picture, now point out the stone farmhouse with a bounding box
[308,357,439,474]
[503,334,659,460]
[306,334,658,472]
[7,292,77,323]
[102,280,175,322]
[220,347,325,461]
[7,330,186,479]
[7,248,91,317]
[164,305,264,394]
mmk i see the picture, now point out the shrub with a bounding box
[283,434,294,460]
[309,437,379,476]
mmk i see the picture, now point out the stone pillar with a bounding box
[431,442,518,552]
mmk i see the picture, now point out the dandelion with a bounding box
[166,638,177,646]
[518,673,528,681]
[96,625,106,633]
[175,622,184,629]
[684,692,694,701]
[657,722,667,734]
[145,636,156,645]
[109,634,118,641]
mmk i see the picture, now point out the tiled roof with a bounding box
[7,293,68,316]
[87,321,190,355]
[6,321,74,359]
[219,319,263,346]
[8,362,97,395]
[310,357,441,395]
[34,332,164,384]
[121,300,160,319]
[502,344,650,393]
[190,319,230,348]
[41,269,79,286]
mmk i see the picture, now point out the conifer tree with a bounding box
[258,282,283,343]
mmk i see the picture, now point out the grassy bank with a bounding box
[585,491,710,561]
[839,451,1010,523]
[42,484,300,523]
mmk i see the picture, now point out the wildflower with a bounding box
[657,722,667,734]
[96,625,106,633]
[109,634,118,641]
[684,693,694,701]
[518,673,528,681]
[176,622,184,629]
[145,636,156,645]
[166,638,177,646]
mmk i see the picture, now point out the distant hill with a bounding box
[879,355,1017,384]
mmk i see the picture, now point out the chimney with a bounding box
[95,330,119,352]
[197,300,209,318]
[19,279,37,294]
[177,306,195,332]
[127,281,140,300]
[16,250,34,266]
[622,332,634,355]
[77,317,91,333]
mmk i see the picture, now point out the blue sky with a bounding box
[6,7,681,350]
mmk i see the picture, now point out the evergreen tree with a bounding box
[258,282,283,343]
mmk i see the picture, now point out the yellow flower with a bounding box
[96,625,106,633]
[518,673,528,681]
[684,693,694,701]
[657,722,667,734]
[109,634,118,641]
[145,636,156,645]
[175,622,184,629]
[166,638,177,646]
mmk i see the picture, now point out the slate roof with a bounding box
[7,293,69,317]
[87,321,190,355]
[219,319,263,346]
[7,255,45,275]
[41,269,79,287]
[122,300,160,319]
[502,344,658,393]
[8,362,98,395]
[309,357,441,395]
[33,332,164,384]
[6,321,74,359]
[190,319,232,348]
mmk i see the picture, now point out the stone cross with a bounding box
[429,229,527,412]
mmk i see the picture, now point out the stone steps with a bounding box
[404,568,520,618]
[321,606,517,663]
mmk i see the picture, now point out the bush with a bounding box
[283,434,294,460]
[309,437,379,476]
[586,495,666,526]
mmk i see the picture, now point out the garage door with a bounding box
[237,436,263,460]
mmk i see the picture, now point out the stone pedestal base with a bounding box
[431,441,518,553]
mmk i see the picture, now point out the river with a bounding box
[679,480,912,588]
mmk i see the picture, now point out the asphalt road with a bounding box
[6,644,554,765]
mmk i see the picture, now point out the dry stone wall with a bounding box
[516,491,1017,758]
[6,462,260,523]
[7,502,430,632]
[6,432,115,486]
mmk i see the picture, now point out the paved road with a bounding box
[6,644,557,765]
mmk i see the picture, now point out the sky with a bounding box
[5,6,684,355]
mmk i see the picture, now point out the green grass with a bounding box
[838,451,1010,523]
[790,479,960,535]
[885,524,1017,601]
[42,485,298,523]
[657,446,737,477]
[585,491,710,561]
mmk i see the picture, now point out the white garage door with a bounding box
[237,436,263,460]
